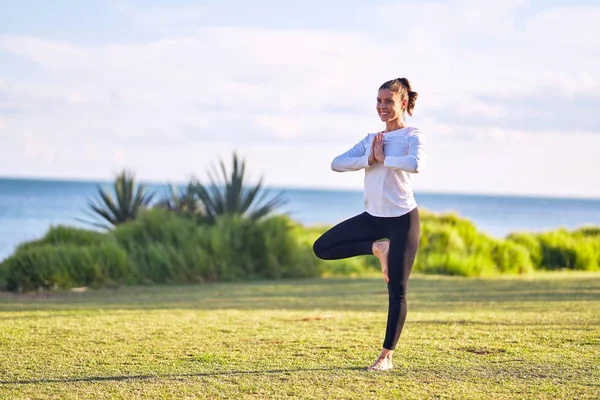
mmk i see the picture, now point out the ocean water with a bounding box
[1,177,600,261]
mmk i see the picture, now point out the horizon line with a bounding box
[1,174,600,202]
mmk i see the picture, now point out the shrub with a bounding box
[259,216,322,279]
[3,206,599,292]
[15,225,107,253]
[537,230,599,271]
[506,232,543,267]
[3,242,133,292]
[491,240,535,274]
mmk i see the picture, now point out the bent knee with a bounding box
[312,237,330,260]
[312,239,325,259]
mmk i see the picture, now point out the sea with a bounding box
[1,177,600,261]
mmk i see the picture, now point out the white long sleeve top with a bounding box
[331,127,426,218]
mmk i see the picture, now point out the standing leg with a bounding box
[383,208,420,350]
[313,212,383,260]
[368,208,420,371]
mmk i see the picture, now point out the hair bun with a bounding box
[406,90,418,116]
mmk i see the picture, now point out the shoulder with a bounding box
[407,127,426,142]
[407,126,424,137]
[359,132,377,145]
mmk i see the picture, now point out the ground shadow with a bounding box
[0,367,365,386]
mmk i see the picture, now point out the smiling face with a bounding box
[376,88,407,123]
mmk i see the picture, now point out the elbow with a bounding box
[330,159,343,172]
[412,159,423,174]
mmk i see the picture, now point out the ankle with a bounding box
[380,349,394,360]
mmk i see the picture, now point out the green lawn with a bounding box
[1,272,599,399]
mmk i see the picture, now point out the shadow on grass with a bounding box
[0,367,365,385]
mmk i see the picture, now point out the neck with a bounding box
[384,118,405,133]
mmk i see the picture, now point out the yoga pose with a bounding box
[313,77,426,371]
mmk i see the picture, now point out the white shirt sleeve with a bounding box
[383,130,426,173]
[331,135,372,172]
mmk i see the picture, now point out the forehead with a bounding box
[377,88,399,99]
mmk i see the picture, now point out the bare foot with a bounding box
[367,351,394,371]
[372,240,390,283]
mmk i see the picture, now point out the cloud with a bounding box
[0,1,598,196]
[526,6,600,51]
[115,3,210,28]
[23,132,57,161]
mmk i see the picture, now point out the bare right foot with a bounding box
[367,349,394,371]
[372,240,390,283]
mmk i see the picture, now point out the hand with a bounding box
[368,136,377,165]
[374,132,386,163]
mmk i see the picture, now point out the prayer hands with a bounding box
[373,132,386,164]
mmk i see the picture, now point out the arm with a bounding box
[331,135,372,172]
[383,130,426,173]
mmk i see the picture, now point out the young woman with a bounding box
[313,77,426,371]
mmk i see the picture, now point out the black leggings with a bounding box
[312,209,420,350]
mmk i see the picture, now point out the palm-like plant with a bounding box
[155,182,206,221]
[80,170,155,229]
[190,153,287,223]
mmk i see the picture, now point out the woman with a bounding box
[312,77,426,371]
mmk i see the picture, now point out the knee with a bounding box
[388,281,408,299]
[312,237,327,260]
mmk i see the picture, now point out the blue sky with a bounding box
[1,0,599,197]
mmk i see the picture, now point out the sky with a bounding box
[1,0,599,198]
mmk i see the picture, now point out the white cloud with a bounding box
[67,92,84,104]
[84,139,98,162]
[0,1,598,197]
[115,3,210,28]
[113,147,126,164]
[526,6,600,51]
[23,132,57,162]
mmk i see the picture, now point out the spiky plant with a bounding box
[80,170,155,229]
[155,182,207,222]
[190,153,287,223]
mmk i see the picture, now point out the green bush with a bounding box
[113,210,323,284]
[3,206,599,292]
[259,216,322,279]
[0,262,8,289]
[204,215,267,281]
[3,242,134,292]
[491,240,535,274]
[537,230,599,271]
[574,226,600,237]
[112,208,200,249]
[15,225,107,253]
[507,233,542,266]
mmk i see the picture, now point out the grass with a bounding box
[0,272,599,399]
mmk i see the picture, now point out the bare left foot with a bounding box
[372,240,390,283]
